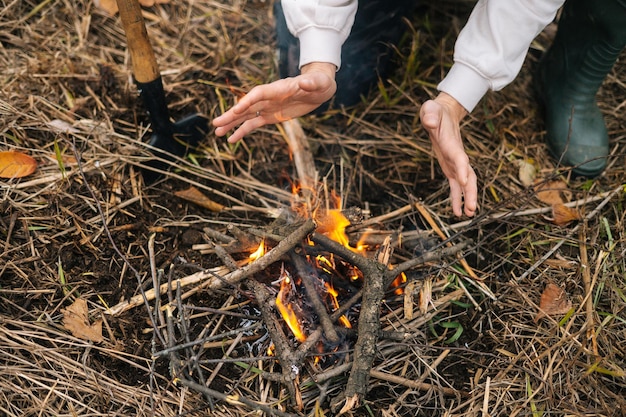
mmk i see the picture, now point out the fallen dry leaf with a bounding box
[46,119,79,135]
[534,179,572,205]
[550,203,582,226]
[517,159,537,187]
[534,282,572,323]
[0,151,37,178]
[174,186,225,212]
[62,298,104,343]
[94,0,172,16]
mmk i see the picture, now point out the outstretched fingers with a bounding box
[420,95,478,217]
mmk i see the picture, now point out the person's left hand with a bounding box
[420,92,478,217]
[212,62,337,143]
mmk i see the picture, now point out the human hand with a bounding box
[420,92,478,217]
[212,62,337,143]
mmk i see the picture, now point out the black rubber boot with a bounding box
[275,0,417,112]
[537,0,626,177]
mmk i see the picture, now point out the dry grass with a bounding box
[1,0,625,416]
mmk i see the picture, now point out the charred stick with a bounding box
[331,290,363,322]
[250,279,294,360]
[203,227,236,245]
[280,118,318,194]
[384,240,472,285]
[160,218,316,306]
[310,233,372,273]
[227,224,259,250]
[295,328,323,361]
[211,240,239,271]
[203,218,316,291]
[249,279,302,407]
[341,237,392,412]
[290,252,340,343]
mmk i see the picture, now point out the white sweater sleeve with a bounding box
[281,0,358,70]
[438,0,565,112]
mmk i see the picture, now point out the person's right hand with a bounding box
[212,62,337,143]
[420,92,478,217]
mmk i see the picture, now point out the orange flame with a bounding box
[249,240,266,261]
[390,272,407,295]
[276,276,307,342]
[315,254,335,274]
[325,283,352,328]
[316,209,351,248]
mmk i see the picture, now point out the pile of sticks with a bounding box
[106,206,472,415]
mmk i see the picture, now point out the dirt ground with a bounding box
[1,0,625,416]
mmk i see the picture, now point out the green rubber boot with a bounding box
[537,0,626,177]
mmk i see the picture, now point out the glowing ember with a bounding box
[249,240,266,261]
[315,254,335,275]
[276,275,307,342]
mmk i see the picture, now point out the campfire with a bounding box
[105,176,474,414]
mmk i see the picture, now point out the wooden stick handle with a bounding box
[115,0,160,83]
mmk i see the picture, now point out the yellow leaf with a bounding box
[174,186,225,212]
[0,151,37,178]
[61,298,104,343]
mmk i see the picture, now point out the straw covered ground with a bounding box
[1,0,625,416]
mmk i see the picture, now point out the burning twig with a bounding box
[192,218,317,292]
[108,219,317,316]
[310,226,473,413]
[290,253,340,343]
[339,236,392,414]
[279,118,318,195]
[249,279,304,409]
